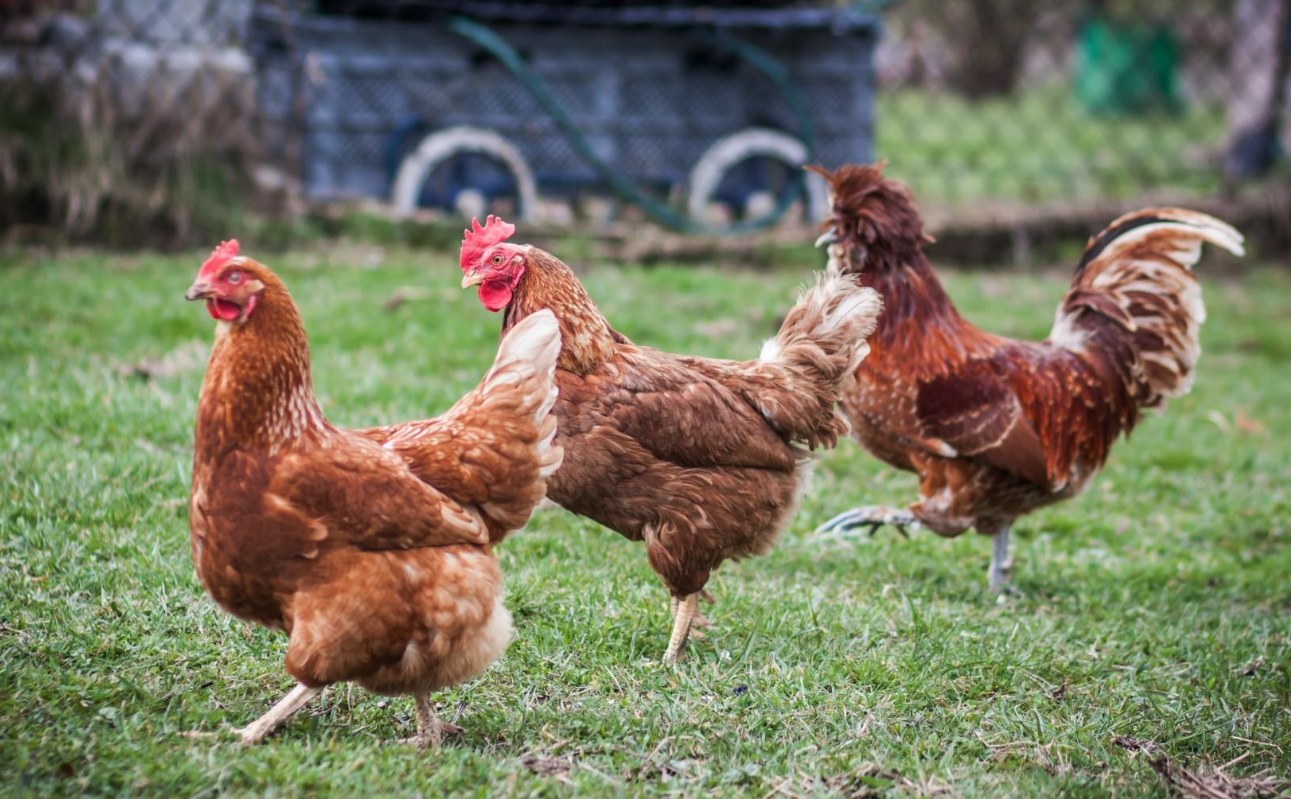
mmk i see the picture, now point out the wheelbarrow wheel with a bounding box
[686,128,830,225]
[390,126,540,221]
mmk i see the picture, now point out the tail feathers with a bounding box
[357,311,563,544]
[463,309,564,537]
[754,273,883,448]
[485,309,562,423]
[1053,208,1243,407]
[485,308,564,470]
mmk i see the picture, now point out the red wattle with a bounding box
[478,281,513,312]
[206,298,242,321]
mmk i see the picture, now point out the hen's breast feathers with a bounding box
[189,429,493,635]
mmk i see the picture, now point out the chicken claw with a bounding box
[814,505,919,538]
[393,694,464,750]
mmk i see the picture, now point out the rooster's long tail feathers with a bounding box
[753,273,883,449]
[1051,208,1243,408]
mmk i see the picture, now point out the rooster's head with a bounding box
[807,161,932,272]
[460,215,528,312]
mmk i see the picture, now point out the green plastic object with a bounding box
[1075,15,1181,116]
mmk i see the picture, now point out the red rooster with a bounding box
[185,241,561,746]
[810,163,1244,593]
[458,216,882,661]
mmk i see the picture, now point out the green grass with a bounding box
[1,244,1288,798]
[877,84,1231,209]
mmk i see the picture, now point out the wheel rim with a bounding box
[687,128,830,224]
[390,126,539,221]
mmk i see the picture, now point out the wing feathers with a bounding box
[357,310,563,542]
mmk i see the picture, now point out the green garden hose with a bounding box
[446,15,817,235]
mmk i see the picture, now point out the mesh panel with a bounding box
[2,0,1286,233]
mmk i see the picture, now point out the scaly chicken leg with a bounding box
[395,693,463,750]
[664,594,700,663]
[985,523,1016,596]
[815,505,918,538]
[669,593,713,636]
[236,684,324,745]
[819,508,1019,594]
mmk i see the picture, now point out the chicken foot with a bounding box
[814,505,919,538]
[393,693,463,750]
[235,683,324,745]
[663,593,700,663]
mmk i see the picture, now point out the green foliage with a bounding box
[1,247,1287,797]
[877,84,1229,208]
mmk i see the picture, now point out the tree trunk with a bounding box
[1224,0,1291,178]
[944,0,1034,99]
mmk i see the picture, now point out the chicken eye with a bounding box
[227,271,242,285]
[492,255,503,265]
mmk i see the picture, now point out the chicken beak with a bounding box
[814,227,838,249]
[461,272,485,289]
[185,279,214,301]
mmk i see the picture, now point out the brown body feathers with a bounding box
[190,260,561,707]
[494,246,881,602]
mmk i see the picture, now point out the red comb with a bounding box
[460,215,516,271]
[198,239,240,279]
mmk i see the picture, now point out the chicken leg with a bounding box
[663,593,699,663]
[670,593,712,637]
[235,683,324,745]
[815,505,919,538]
[396,693,463,750]
[988,525,1015,595]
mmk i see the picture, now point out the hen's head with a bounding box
[459,215,528,312]
[185,240,271,323]
[807,161,931,271]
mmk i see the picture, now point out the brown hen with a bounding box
[185,241,561,746]
[809,163,1244,592]
[458,216,882,661]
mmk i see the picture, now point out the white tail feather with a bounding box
[1053,208,1243,404]
[761,273,882,377]
[487,309,562,426]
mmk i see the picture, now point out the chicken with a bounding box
[184,240,562,747]
[457,216,882,661]
[808,163,1244,592]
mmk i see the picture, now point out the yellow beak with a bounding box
[461,272,485,289]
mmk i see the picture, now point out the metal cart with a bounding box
[250,2,880,233]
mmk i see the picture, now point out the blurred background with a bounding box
[1,0,1287,259]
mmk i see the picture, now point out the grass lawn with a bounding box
[1,243,1288,798]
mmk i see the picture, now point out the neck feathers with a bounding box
[861,252,957,333]
[197,282,327,452]
[504,248,618,374]
[845,250,991,375]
